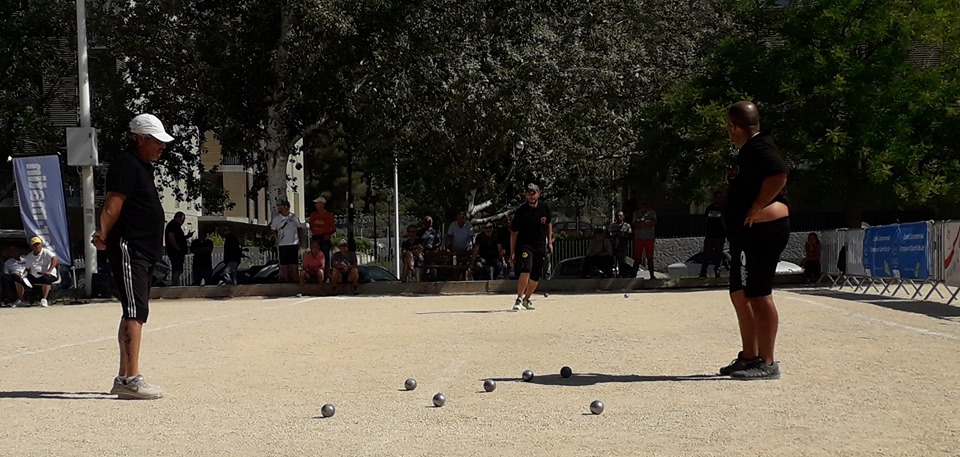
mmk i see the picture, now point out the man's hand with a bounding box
[92,230,107,250]
[547,242,554,256]
[744,204,763,227]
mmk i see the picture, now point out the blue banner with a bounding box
[862,222,930,279]
[13,155,72,266]
[897,222,930,279]
[863,225,897,277]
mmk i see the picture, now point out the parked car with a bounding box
[666,250,803,278]
[549,256,669,280]
[358,265,400,283]
[552,221,595,235]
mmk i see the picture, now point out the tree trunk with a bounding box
[263,1,291,216]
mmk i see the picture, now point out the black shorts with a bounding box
[278,245,299,265]
[28,274,58,285]
[515,246,546,282]
[109,237,155,323]
[729,217,790,298]
[168,252,185,271]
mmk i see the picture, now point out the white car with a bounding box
[550,256,669,280]
[667,251,803,279]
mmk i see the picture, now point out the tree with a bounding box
[642,0,960,226]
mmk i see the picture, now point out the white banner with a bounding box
[846,229,866,276]
[942,221,960,286]
[821,230,842,275]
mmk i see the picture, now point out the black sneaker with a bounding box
[718,351,752,376]
[731,360,781,380]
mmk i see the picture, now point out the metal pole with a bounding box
[77,0,96,297]
[393,154,401,278]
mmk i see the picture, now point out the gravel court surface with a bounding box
[1,289,959,457]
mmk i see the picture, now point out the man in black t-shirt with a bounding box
[164,212,191,285]
[470,222,504,280]
[509,183,553,311]
[92,113,171,400]
[717,101,790,381]
[191,232,214,286]
[700,191,726,278]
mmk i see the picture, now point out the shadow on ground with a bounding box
[797,289,960,320]
[0,391,114,400]
[486,372,727,386]
[416,309,516,315]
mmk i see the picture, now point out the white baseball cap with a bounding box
[129,114,174,143]
[313,196,327,203]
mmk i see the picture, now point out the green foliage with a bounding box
[644,0,960,225]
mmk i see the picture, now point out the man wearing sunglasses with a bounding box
[509,183,553,311]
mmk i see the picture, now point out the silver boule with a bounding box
[321,403,336,418]
[432,392,446,407]
[483,379,497,392]
[522,369,534,382]
[589,400,604,415]
[404,378,417,391]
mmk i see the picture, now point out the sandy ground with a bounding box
[1,287,959,457]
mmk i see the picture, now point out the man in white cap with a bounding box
[91,113,172,400]
[307,195,337,275]
[23,236,59,307]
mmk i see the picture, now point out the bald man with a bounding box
[718,101,790,380]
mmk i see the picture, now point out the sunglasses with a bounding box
[525,190,537,195]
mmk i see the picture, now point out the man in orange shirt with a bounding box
[299,239,326,295]
[308,196,337,272]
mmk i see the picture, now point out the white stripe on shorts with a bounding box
[120,238,137,319]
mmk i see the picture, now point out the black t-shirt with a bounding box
[191,238,214,269]
[704,203,725,238]
[165,221,187,256]
[106,151,164,262]
[223,234,243,263]
[498,226,512,256]
[401,237,422,252]
[511,201,552,254]
[474,232,500,260]
[723,132,789,238]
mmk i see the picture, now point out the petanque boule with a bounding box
[560,366,572,378]
[544,293,549,298]
[321,403,336,418]
[624,293,629,299]
[432,393,446,407]
[404,378,417,391]
[522,369,534,382]
[483,379,497,392]
[589,400,604,415]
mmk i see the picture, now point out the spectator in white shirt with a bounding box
[269,200,305,284]
[446,211,475,257]
[24,237,58,307]
[3,246,27,307]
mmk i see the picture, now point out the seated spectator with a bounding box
[446,210,474,258]
[417,216,442,251]
[804,232,822,283]
[498,215,515,279]
[401,224,424,282]
[191,231,215,286]
[2,246,27,307]
[581,228,615,278]
[330,239,360,295]
[300,239,326,293]
[24,237,58,307]
[471,222,503,280]
[607,211,632,277]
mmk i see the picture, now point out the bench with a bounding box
[421,250,471,281]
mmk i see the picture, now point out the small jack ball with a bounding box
[483,379,497,392]
[432,393,446,407]
[590,400,604,415]
[560,366,572,378]
[321,403,336,418]
[522,369,534,382]
[404,378,417,391]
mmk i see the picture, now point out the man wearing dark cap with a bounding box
[718,101,790,380]
[269,200,305,284]
[92,113,172,400]
[509,183,553,311]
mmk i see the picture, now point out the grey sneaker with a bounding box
[512,298,523,311]
[522,298,535,310]
[718,351,753,376]
[731,360,781,380]
[11,299,23,308]
[110,376,124,395]
[114,375,164,399]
